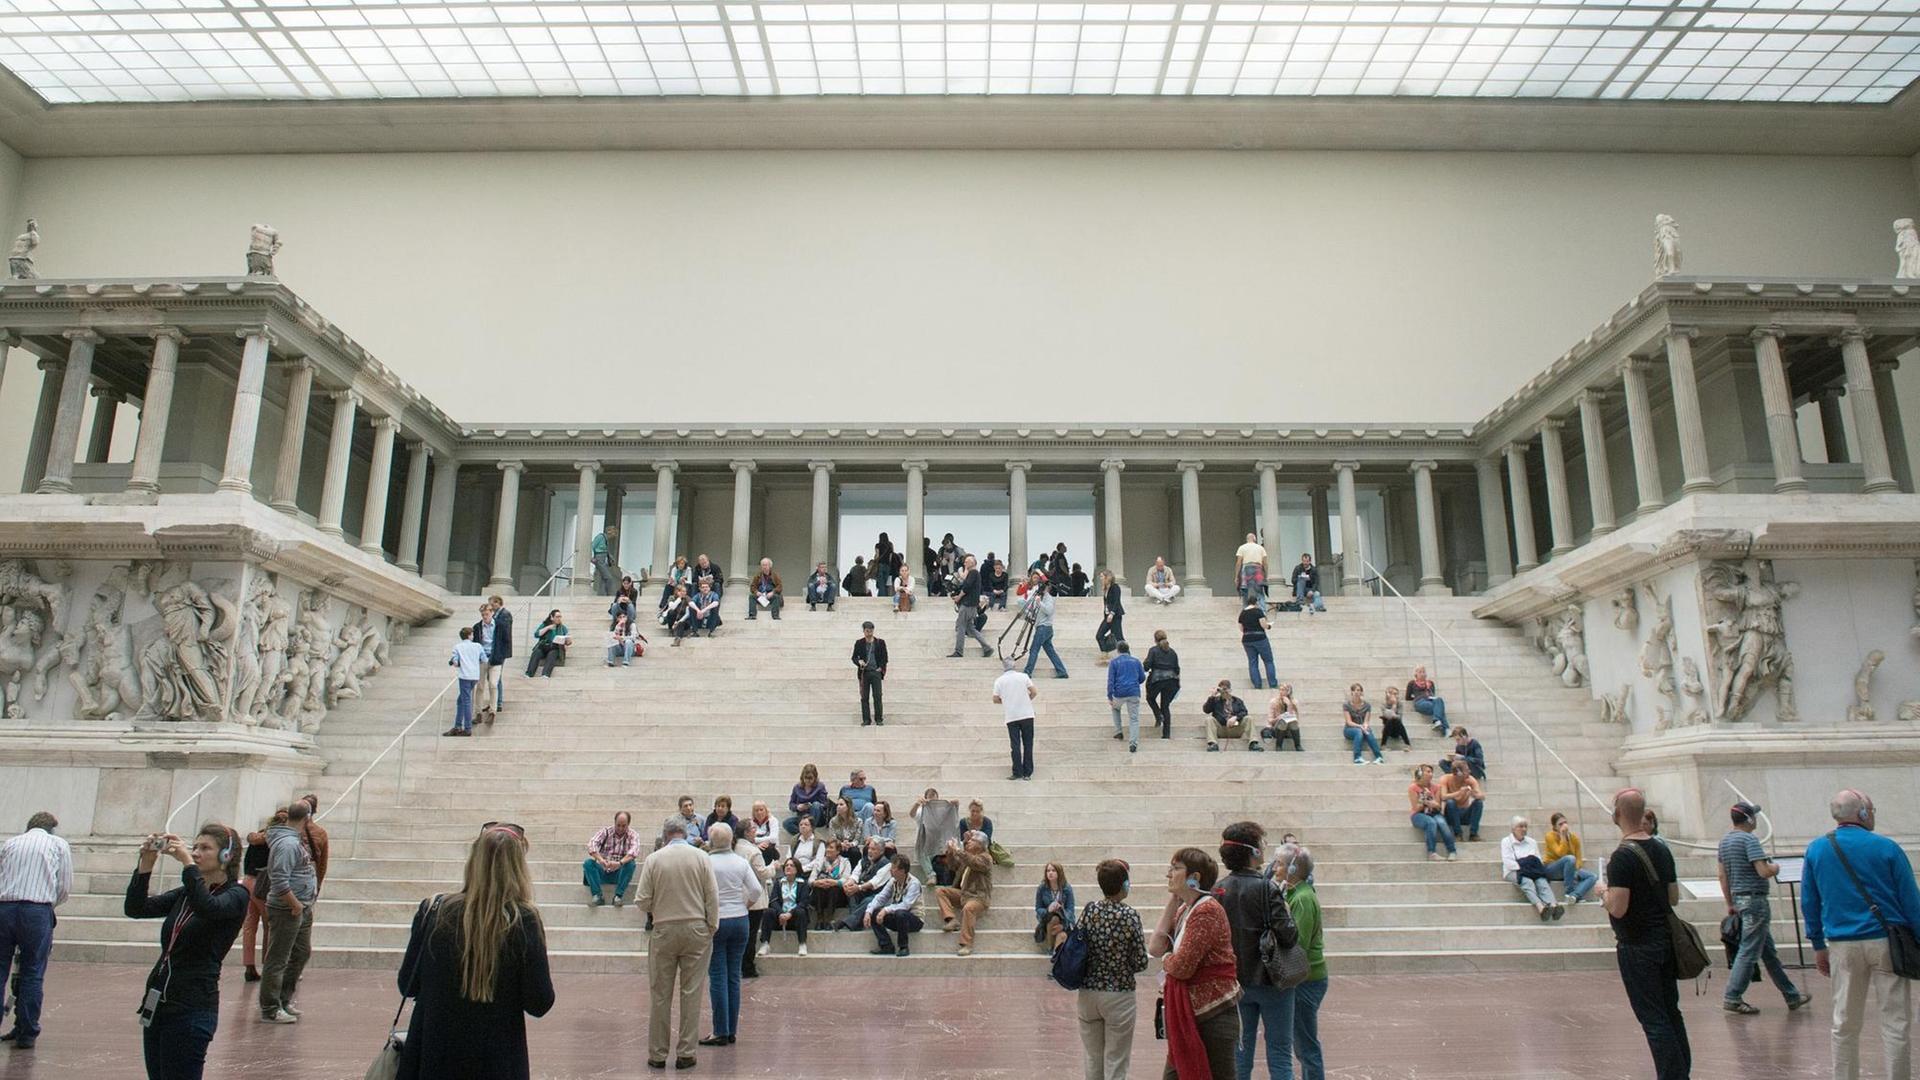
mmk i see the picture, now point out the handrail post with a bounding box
[397,727,408,790]
[351,782,364,859]
[1531,735,1543,809]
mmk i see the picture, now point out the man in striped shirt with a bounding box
[0,811,73,1050]
[584,812,641,907]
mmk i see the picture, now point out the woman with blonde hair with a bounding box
[396,826,556,1080]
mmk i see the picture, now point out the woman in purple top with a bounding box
[783,762,833,837]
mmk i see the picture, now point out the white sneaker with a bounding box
[798,944,809,957]
[261,1009,298,1024]
[756,942,770,957]
[281,1001,302,1018]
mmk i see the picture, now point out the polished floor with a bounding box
[0,962,1900,1079]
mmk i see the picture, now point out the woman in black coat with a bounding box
[126,824,249,1080]
[1095,569,1125,661]
[1144,629,1182,740]
[398,827,555,1080]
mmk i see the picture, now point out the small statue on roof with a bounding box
[1653,213,1681,279]
[8,218,38,279]
[246,224,282,277]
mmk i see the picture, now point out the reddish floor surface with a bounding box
[0,962,1901,1079]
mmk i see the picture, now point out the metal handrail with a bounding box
[316,677,455,855]
[523,557,577,647]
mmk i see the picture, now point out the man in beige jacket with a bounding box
[635,821,719,1070]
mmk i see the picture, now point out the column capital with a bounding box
[1176,460,1205,474]
[1577,386,1609,406]
[234,326,277,346]
[1330,460,1358,474]
[572,459,601,473]
[89,385,124,403]
[1004,460,1031,473]
[0,328,17,348]
[1618,356,1652,378]
[1537,416,1564,435]
[329,388,361,409]
[807,460,834,474]
[370,414,402,434]
[1836,327,1870,345]
[1506,441,1530,457]
[37,356,65,373]
[1749,325,1784,344]
[63,328,103,345]
[497,459,526,475]
[901,459,928,474]
[651,459,679,474]
[405,437,429,453]
[1665,324,1699,341]
[285,356,315,373]
[1254,460,1283,473]
[1100,458,1125,473]
[1408,459,1438,474]
[730,459,757,475]
[149,326,188,345]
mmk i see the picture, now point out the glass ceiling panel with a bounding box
[0,0,1913,101]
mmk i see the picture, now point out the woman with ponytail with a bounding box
[125,822,249,1080]
[397,825,556,1080]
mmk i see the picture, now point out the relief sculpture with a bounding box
[1701,560,1799,723]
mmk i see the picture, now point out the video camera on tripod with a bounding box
[997,597,1037,662]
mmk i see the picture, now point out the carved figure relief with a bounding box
[135,563,237,722]
[0,609,50,717]
[246,224,282,277]
[1700,560,1799,723]
[1654,214,1682,278]
[253,581,293,727]
[0,559,69,717]
[1552,606,1589,689]
[1599,684,1632,725]
[1680,657,1710,728]
[1897,218,1920,279]
[8,218,38,279]
[291,590,336,731]
[67,566,142,721]
[228,574,273,725]
[1638,585,1676,693]
[1910,561,1919,640]
[1900,701,1920,723]
[1849,650,1886,723]
[1610,589,1638,633]
[326,609,369,705]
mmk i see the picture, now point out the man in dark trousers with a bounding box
[852,621,888,727]
[484,595,513,714]
[1603,787,1689,1080]
[948,554,991,658]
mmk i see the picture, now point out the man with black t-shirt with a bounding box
[1603,787,1690,1080]
[948,554,991,658]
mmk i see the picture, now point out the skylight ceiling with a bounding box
[2,0,1916,105]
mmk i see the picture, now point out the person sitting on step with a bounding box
[935,833,995,957]
[745,802,779,866]
[584,810,641,906]
[657,795,706,849]
[746,558,784,620]
[1446,727,1486,782]
[1262,683,1303,751]
[892,567,916,613]
[1542,812,1599,905]
[825,800,865,856]
[704,796,740,840]
[757,858,813,958]
[1439,757,1486,842]
[985,558,1010,610]
[804,562,838,611]
[1342,682,1387,765]
[1034,862,1076,951]
[1406,665,1448,735]
[809,840,854,920]
[690,581,722,637]
[1202,679,1259,753]
[934,801,994,887]
[690,553,723,596]
[790,818,827,875]
[610,575,641,628]
[1379,686,1412,751]
[842,557,870,598]
[1289,552,1326,613]
[525,609,570,678]
[605,612,641,667]
[657,556,692,609]
[863,802,896,847]
[661,584,694,645]
[785,763,833,837]
[839,837,895,928]
[1501,816,1565,922]
[865,855,924,957]
[838,770,879,823]
[1143,556,1181,604]
[1407,764,1458,862]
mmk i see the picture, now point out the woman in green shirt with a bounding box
[525,610,570,678]
[1277,843,1328,1080]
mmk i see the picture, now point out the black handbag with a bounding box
[1823,831,1920,980]
[1623,842,1712,980]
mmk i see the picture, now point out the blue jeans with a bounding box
[1413,697,1447,734]
[1024,624,1067,678]
[1291,977,1328,1080]
[1243,639,1276,688]
[1291,579,1325,611]
[1410,812,1455,854]
[1510,872,1556,907]
[582,858,637,899]
[141,1003,218,1080]
[707,915,750,1037]
[1543,854,1596,901]
[1725,894,1799,1003]
[1109,697,1139,746]
[1344,726,1383,761]
[454,678,476,731]
[1445,799,1484,839]
[1236,983,1296,1080]
[0,900,54,1038]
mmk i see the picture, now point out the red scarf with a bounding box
[1166,960,1238,1079]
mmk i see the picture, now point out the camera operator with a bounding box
[125,825,248,1080]
[948,554,992,659]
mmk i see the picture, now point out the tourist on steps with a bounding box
[784,763,833,836]
[1444,727,1486,782]
[481,595,512,714]
[864,855,923,957]
[657,556,692,609]
[804,561,838,611]
[1075,858,1148,1080]
[838,838,895,929]
[949,554,992,657]
[759,858,812,958]
[1289,553,1325,614]
[583,811,640,907]
[1204,679,1258,753]
[995,659,1039,780]
[861,805,896,851]
[838,770,879,822]
[824,801,864,856]
[635,821,719,1071]
[1106,640,1144,753]
[1234,532,1269,612]
[1020,573,1068,679]
[842,557,870,597]
[1501,816,1565,922]
[1095,569,1124,663]
[1238,598,1275,690]
[657,795,706,849]
[1543,813,1599,905]
[1379,686,1412,751]
[605,612,640,667]
[703,796,740,840]
[807,840,853,920]
[1405,666,1447,735]
[1439,758,1485,842]
[745,802,779,866]
[525,609,569,678]
[446,626,484,737]
[790,818,826,875]
[1034,862,1075,950]
[892,567,916,612]
[610,575,640,627]
[1144,629,1182,740]
[733,829,774,980]
[1149,847,1241,1078]
[1408,764,1457,861]
[1263,684,1302,751]
[1341,683,1386,765]
[1143,555,1181,604]
[690,581,722,637]
[935,833,994,957]
[745,558,783,620]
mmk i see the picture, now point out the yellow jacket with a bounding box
[1543,830,1582,864]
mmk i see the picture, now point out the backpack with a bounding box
[1049,903,1092,990]
[1256,879,1310,989]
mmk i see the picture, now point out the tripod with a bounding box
[997,605,1035,663]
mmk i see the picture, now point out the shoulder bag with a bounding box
[1622,842,1711,980]
[1822,831,1920,979]
[365,894,444,1080]
[1257,879,1310,989]
[1049,902,1092,990]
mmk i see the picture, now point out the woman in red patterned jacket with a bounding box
[1148,848,1241,1079]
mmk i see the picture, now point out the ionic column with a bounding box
[36,330,101,494]
[1576,389,1617,537]
[270,359,315,514]
[1505,442,1539,572]
[20,356,64,491]
[1475,457,1514,587]
[358,415,400,557]
[395,440,430,573]
[1308,484,1332,566]
[218,328,274,494]
[1178,461,1207,592]
[316,390,360,538]
[573,461,600,582]
[903,460,926,571]
[1538,418,1574,558]
[1101,459,1127,585]
[126,328,184,496]
[421,457,460,587]
[728,460,755,589]
[1749,327,1808,494]
[809,460,834,568]
[1619,358,1665,516]
[1006,461,1030,574]
[85,388,122,463]
[1838,330,1899,493]
[0,331,12,402]
[1333,460,1361,586]
[488,461,524,591]
[1663,329,1715,495]
[1256,461,1282,553]
[1813,387,1850,463]
[650,461,678,581]
[1409,460,1447,595]
[1872,362,1912,492]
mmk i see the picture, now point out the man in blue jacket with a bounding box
[1803,788,1920,1080]
[1105,640,1145,753]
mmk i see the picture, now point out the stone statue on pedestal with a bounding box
[1653,214,1682,278]
[246,224,281,277]
[8,219,38,279]
[1896,219,1920,279]
[1701,560,1799,723]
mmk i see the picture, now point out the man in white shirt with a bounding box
[0,811,73,1049]
[446,626,486,737]
[993,659,1038,782]
[1500,816,1563,921]
[1234,532,1269,611]
[863,855,925,957]
[1142,556,1181,604]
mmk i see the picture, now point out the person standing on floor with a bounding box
[700,824,762,1048]
[1603,788,1690,1080]
[395,826,556,1080]
[994,659,1038,781]
[1717,800,1808,1016]
[1144,630,1182,741]
[852,621,888,727]
[240,808,284,982]
[125,824,248,1080]
[1105,640,1144,753]
[1276,843,1328,1080]
[1239,599,1275,691]
[1803,788,1920,1080]
[592,524,619,595]
[1219,822,1299,1080]
[1150,847,1241,1079]
[258,800,318,1025]
[635,821,719,1071]
[1076,858,1148,1080]
[949,554,992,658]
[1020,572,1068,680]
[0,811,72,1051]
[483,596,513,717]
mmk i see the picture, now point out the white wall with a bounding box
[2,148,1917,490]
